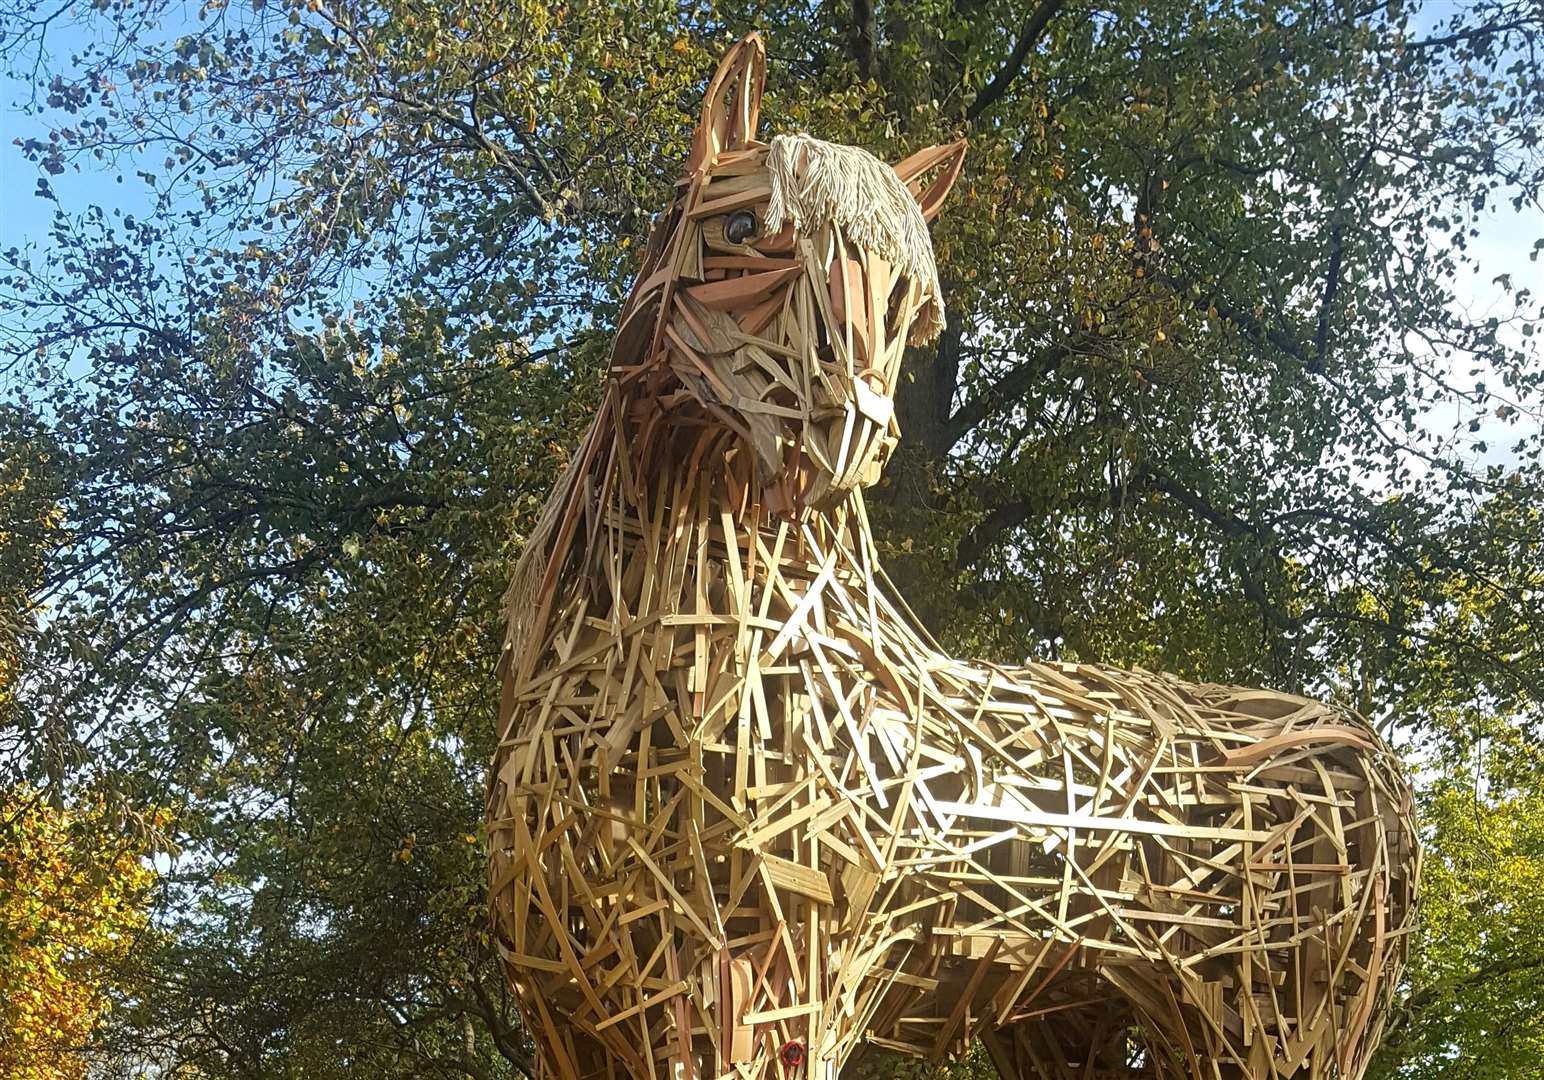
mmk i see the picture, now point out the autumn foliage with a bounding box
[0,792,153,1080]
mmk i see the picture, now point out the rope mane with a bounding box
[765,133,945,344]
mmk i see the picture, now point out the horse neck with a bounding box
[502,384,936,695]
[591,384,881,607]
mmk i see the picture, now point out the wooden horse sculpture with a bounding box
[487,33,1420,1080]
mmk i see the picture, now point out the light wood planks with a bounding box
[486,31,1420,1080]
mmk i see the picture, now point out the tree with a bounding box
[0,789,154,1079]
[0,411,156,1079]
[0,0,1541,1075]
[1372,734,1544,1078]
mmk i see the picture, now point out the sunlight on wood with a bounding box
[487,33,1420,1080]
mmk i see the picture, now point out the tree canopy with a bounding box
[0,785,154,1078]
[1,0,1541,1076]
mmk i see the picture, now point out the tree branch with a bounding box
[1154,271,1311,365]
[945,332,1094,447]
[1404,16,1540,50]
[468,972,535,1078]
[380,91,558,220]
[894,310,966,463]
[1131,462,1261,539]
[956,497,1031,568]
[1312,220,1345,374]
[1395,956,1544,1024]
[966,0,1069,121]
[847,0,876,78]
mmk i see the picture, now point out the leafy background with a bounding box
[1,0,1542,1076]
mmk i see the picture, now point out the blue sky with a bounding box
[2,18,165,251]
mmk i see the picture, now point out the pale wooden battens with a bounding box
[487,31,1418,1080]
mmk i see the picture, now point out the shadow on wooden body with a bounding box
[486,32,1419,1080]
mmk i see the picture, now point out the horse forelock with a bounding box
[764,133,945,345]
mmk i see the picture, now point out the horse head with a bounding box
[608,33,966,515]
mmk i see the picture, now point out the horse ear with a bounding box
[688,33,768,173]
[892,139,968,223]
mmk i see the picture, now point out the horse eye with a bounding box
[724,209,757,244]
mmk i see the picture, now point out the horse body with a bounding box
[487,34,1418,1080]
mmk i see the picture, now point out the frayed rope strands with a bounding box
[766,133,945,345]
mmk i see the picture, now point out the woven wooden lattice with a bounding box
[487,33,1420,1080]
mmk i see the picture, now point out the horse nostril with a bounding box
[814,317,832,358]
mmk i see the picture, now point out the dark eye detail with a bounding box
[724,209,757,244]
